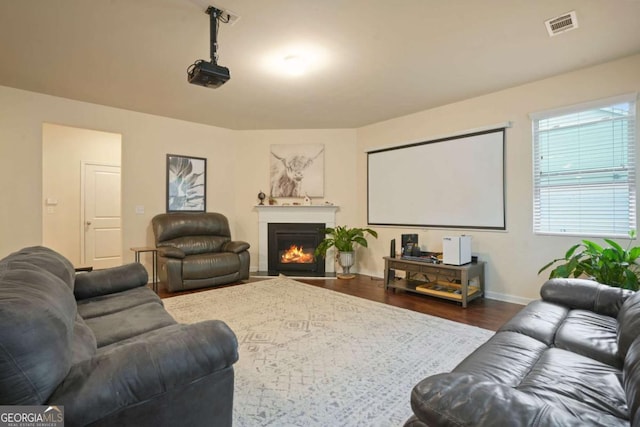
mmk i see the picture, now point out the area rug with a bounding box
[163,277,494,426]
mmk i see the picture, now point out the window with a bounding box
[531,94,637,237]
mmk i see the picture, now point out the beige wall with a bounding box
[0,86,235,269]
[0,87,359,275]
[232,129,358,272]
[1,53,639,302]
[42,123,121,265]
[356,53,640,303]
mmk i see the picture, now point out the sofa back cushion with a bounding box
[152,213,232,255]
[160,236,230,255]
[2,246,75,290]
[624,336,640,426]
[618,291,640,359]
[153,212,231,241]
[0,261,76,404]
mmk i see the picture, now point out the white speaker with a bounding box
[442,235,472,265]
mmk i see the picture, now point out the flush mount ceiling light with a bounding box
[262,44,328,79]
[283,55,308,76]
[187,5,237,88]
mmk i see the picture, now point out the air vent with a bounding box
[545,11,578,37]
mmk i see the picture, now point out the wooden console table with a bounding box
[383,256,485,308]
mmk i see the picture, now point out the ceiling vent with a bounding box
[545,11,578,37]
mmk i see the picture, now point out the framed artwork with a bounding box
[166,154,206,212]
[270,144,324,198]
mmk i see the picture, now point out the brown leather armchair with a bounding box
[151,212,250,292]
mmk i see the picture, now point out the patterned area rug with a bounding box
[163,277,493,426]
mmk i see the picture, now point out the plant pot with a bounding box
[338,251,355,279]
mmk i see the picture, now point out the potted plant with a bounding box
[538,231,640,291]
[315,225,378,279]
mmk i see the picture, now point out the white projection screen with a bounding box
[367,128,506,229]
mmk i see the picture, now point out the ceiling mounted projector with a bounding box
[187,6,231,88]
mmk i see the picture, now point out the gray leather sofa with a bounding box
[405,278,640,426]
[0,246,238,427]
[152,212,250,292]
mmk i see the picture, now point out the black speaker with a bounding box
[390,239,396,257]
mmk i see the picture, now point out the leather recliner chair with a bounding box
[152,212,250,292]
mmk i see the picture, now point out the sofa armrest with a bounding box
[222,240,250,254]
[48,320,238,426]
[74,263,148,300]
[157,246,186,259]
[410,372,615,427]
[541,278,634,317]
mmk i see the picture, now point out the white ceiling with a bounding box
[1,0,639,130]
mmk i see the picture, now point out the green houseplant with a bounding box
[538,231,640,291]
[315,226,378,279]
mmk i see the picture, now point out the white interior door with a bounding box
[82,163,122,268]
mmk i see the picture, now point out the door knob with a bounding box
[86,221,92,226]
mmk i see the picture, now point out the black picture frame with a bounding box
[166,154,207,212]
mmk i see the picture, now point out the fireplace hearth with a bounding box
[268,223,325,276]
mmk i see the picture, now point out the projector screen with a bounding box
[367,128,506,230]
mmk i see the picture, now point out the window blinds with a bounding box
[531,93,637,237]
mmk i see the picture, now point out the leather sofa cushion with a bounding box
[624,336,640,426]
[0,263,76,404]
[77,286,162,319]
[554,309,620,368]
[518,348,628,421]
[454,331,548,386]
[162,235,230,256]
[153,212,231,242]
[183,252,240,280]
[499,300,568,346]
[410,372,628,427]
[618,291,640,358]
[84,302,176,347]
[541,278,633,318]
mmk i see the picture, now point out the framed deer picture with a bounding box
[270,144,324,198]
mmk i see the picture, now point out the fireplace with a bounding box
[256,205,338,274]
[268,223,325,276]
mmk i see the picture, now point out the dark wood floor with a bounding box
[158,274,524,331]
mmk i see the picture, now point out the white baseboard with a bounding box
[483,291,532,306]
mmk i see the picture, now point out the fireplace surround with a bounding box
[256,205,339,275]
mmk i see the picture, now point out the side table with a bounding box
[130,246,158,293]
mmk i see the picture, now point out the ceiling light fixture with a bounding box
[283,55,308,76]
[187,5,233,88]
[262,45,328,79]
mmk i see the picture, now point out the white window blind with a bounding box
[531,94,637,237]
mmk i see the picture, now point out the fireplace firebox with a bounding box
[268,223,325,276]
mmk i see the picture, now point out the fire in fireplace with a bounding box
[280,245,315,264]
[268,223,326,276]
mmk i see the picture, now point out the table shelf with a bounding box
[383,256,485,308]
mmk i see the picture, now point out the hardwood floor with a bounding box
[158,274,524,331]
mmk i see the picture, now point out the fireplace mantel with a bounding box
[256,205,339,273]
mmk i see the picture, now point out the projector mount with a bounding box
[187,5,231,88]
[208,6,222,65]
